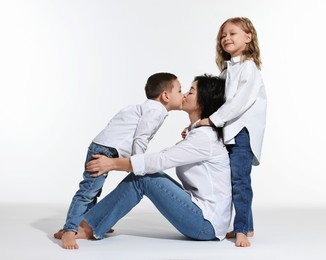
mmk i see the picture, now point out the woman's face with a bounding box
[182,81,201,116]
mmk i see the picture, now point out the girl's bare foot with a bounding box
[61,231,79,249]
[235,232,251,247]
[226,230,254,238]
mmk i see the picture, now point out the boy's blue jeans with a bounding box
[83,172,216,241]
[63,142,118,233]
[227,128,254,236]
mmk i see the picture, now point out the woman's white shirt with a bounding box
[130,126,232,240]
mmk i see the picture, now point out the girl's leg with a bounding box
[83,172,216,240]
[227,128,253,245]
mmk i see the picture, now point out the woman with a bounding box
[73,74,231,249]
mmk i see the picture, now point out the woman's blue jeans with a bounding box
[84,172,216,241]
[227,128,254,235]
[63,142,119,233]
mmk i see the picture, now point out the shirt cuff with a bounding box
[209,114,224,128]
[130,154,146,176]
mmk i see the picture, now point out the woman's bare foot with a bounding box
[61,231,79,249]
[53,229,64,239]
[235,232,251,247]
[77,220,94,239]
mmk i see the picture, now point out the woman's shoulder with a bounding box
[189,126,220,142]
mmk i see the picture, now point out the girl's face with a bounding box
[182,81,201,117]
[220,22,251,57]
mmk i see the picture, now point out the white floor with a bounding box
[1,202,325,260]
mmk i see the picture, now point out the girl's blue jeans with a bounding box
[83,172,216,241]
[63,142,119,233]
[227,127,254,236]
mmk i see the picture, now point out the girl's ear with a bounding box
[245,33,252,44]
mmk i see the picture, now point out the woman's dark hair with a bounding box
[194,74,226,141]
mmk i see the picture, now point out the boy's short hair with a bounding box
[145,72,177,99]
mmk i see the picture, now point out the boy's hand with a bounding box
[86,154,111,177]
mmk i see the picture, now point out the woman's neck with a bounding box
[188,112,201,124]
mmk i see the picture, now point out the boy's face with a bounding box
[166,79,184,111]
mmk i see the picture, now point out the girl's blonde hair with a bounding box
[216,17,262,71]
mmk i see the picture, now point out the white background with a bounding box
[0,0,325,208]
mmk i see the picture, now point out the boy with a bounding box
[54,72,184,249]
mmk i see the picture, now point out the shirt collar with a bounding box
[146,99,169,117]
[188,119,201,132]
[225,55,241,67]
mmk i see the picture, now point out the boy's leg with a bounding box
[57,144,117,245]
[228,128,254,247]
[62,143,112,233]
[83,172,215,241]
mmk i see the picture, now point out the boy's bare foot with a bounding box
[54,229,64,239]
[235,232,251,247]
[226,230,254,238]
[54,227,113,239]
[61,230,79,249]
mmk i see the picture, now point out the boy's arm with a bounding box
[210,62,264,127]
[132,108,167,154]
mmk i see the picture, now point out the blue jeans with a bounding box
[63,142,119,233]
[84,172,216,240]
[227,128,254,235]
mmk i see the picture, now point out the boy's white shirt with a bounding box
[93,99,168,158]
[130,125,232,240]
[209,56,267,165]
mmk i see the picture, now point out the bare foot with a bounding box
[61,231,79,250]
[53,227,113,239]
[53,229,64,239]
[77,220,94,239]
[226,230,254,239]
[235,232,251,247]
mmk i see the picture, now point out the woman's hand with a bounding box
[181,127,188,139]
[86,154,114,177]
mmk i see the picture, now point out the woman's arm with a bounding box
[86,154,132,177]
[131,128,213,175]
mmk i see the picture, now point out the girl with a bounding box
[198,17,267,247]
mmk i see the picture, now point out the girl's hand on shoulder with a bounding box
[86,154,112,177]
[196,118,212,127]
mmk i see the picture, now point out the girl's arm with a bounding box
[210,61,264,127]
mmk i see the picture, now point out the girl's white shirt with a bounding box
[209,56,267,165]
[131,124,232,240]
